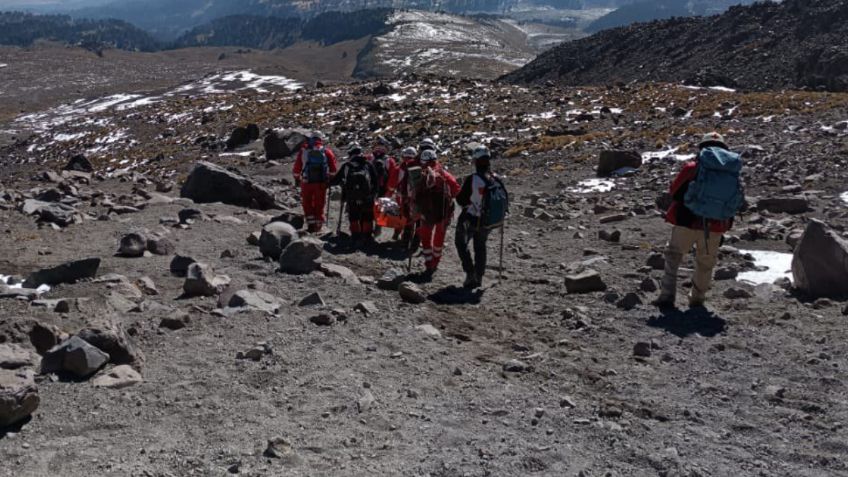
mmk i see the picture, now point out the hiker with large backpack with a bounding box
[455,145,508,289]
[293,131,338,233]
[414,149,460,279]
[369,136,397,198]
[654,132,746,309]
[330,142,379,245]
[368,137,398,237]
[388,146,421,243]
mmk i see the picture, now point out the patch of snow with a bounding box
[1,274,50,293]
[841,192,848,205]
[737,250,793,285]
[53,132,88,142]
[568,178,615,194]
[709,86,737,93]
[0,63,7,68]
[219,151,253,157]
[386,93,407,102]
[526,111,556,121]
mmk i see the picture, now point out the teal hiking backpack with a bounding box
[683,147,743,221]
[478,173,508,229]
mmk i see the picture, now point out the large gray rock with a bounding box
[228,290,282,313]
[117,232,147,257]
[180,161,278,210]
[23,258,100,288]
[21,199,80,227]
[264,128,310,160]
[259,222,299,259]
[757,196,811,214]
[377,268,407,291]
[146,235,175,256]
[0,369,39,427]
[169,255,197,277]
[77,322,143,367]
[0,344,35,370]
[279,238,323,274]
[40,336,109,378]
[565,269,607,294]
[792,219,848,297]
[183,262,231,297]
[597,150,642,177]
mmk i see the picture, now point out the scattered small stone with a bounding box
[357,390,376,412]
[146,235,175,256]
[247,231,261,246]
[714,266,739,281]
[159,312,190,330]
[616,292,642,310]
[564,269,607,294]
[399,282,427,304]
[92,365,142,389]
[377,268,407,291]
[0,369,39,427]
[598,230,621,242]
[633,341,652,358]
[309,313,335,326]
[646,252,665,270]
[278,237,323,274]
[599,214,627,224]
[169,254,196,277]
[559,396,576,408]
[415,324,441,338]
[724,287,753,299]
[354,301,378,315]
[137,276,158,296]
[298,292,325,307]
[117,232,147,257]
[183,262,230,297]
[503,359,530,373]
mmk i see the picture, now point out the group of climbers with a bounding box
[294,128,744,306]
[293,131,508,289]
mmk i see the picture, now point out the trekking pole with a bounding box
[498,222,505,281]
[326,187,332,231]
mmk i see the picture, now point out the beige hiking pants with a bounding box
[659,225,722,302]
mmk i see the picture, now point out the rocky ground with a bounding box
[1,73,848,477]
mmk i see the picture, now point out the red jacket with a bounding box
[665,160,733,234]
[292,141,338,183]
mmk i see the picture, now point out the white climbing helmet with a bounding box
[419,149,437,163]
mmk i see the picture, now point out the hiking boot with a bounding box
[476,273,484,289]
[463,273,477,289]
[651,296,676,309]
[421,268,436,282]
[688,296,705,308]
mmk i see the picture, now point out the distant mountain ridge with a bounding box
[503,0,848,92]
[585,0,756,33]
[0,11,159,51]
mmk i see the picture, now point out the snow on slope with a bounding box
[359,11,537,79]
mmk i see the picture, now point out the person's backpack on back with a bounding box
[372,155,389,189]
[478,173,509,229]
[684,147,743,221]
[344,162,373,206]
[304,148,329,183]
[415,167,452,224]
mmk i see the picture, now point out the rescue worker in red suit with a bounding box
[368,137,398,237]
[292,131,338,233]
[387,146,420,242]
[414,149,460,279]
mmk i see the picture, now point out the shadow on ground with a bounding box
[647,307,727,338]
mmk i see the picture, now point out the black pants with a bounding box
[455,212,491,278]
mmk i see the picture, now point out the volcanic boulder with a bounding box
[279,238,323,274]
[791,219,848,297]
[259,222,299,260]
[180,161,278,210]
[597,150,642,177]
[24,258,100,288]
[0,369,39,427]
[264,128,310,160]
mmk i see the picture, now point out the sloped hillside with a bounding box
[503,0,848,92]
